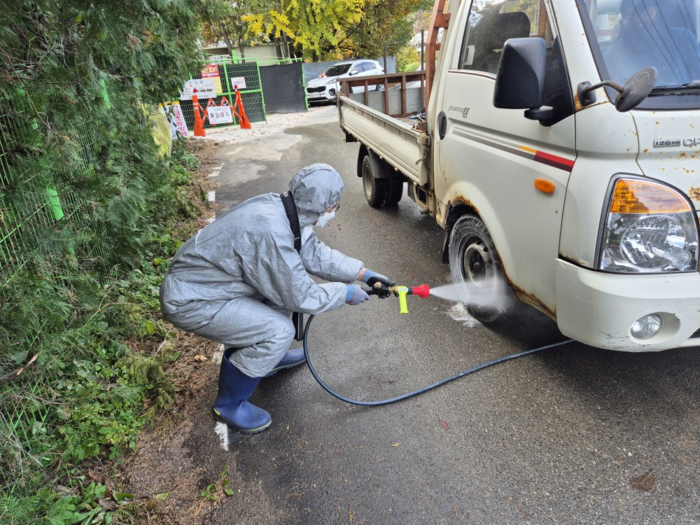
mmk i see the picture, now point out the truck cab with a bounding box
[339,0,700,351]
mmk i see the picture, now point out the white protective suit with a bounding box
[160,164,364,377]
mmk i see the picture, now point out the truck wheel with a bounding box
[448,215,518,324]
[362,155,387,208]
[384,178,403,206]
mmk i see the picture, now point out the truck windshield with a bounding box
[580,0,700,89]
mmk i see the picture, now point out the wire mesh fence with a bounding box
[176,57,267,131]
[0,85,107,493]
[0,88,54,292]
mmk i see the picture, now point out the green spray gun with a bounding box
[366,282,431,313]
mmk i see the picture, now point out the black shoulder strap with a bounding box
[280,191,301,253]
[280,191,304,341]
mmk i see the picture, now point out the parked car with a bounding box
[306,59,384,103]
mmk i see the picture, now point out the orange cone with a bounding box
[192,92,206,137]
[232,88,252,129]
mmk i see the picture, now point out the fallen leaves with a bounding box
[629,469,655,492]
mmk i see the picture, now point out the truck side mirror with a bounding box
[493,38,553,121]
[577,67,658,112]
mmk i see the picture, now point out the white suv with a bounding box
[305,59,384,103]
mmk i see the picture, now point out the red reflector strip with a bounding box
[533,150,575,172]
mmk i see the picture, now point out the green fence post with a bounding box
[100,78,111,110]
[222,57,238,126]
[27,114,66,222]
[255,60,268,122]
[46,187,64,221]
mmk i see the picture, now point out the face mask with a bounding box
[316,208,336,228]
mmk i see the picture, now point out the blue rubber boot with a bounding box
[212,348,271,434]
[265,347,306,377]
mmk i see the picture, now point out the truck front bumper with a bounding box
[555,259,700,352]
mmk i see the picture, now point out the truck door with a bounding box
[434,0,576,313]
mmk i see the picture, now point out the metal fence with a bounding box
[0,85,103,299]
[0,87,66,494]
[177,57,267,131]
[259,60,307,114]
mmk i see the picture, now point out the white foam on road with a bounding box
[214,422,229,451]
[448,303,481,328]
[211,344,224,364]
[208,164,224,178]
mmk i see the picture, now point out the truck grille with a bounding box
[306,86,325,93]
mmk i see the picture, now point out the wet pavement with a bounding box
[194,107,700,524]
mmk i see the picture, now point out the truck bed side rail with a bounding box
[338,94,430,187]
[339,71,426,118]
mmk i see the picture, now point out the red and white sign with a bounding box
[207,105,233,125]
[162,102,189,138]
[180,79,217,100]
[230,76,247,90]
[201,64,223,94]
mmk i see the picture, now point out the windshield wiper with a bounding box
[650,80,700,95]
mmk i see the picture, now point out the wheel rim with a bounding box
[462,238,494,285]
[461,235,503,321]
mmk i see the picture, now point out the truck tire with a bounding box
[384,178,403,206]
[362,155,387,208]
[448,215,518,324]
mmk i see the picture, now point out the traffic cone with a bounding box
[233,88,252,129]
[192,92,206,137]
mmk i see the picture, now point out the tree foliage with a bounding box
[245,0,365,60]
[198,0,269,58]
[244,0,423,61]
[340,0,423,60]
[0,0,211,520]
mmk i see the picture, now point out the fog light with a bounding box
[630,314,663,339]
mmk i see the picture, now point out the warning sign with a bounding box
[162,102,189,138]
[230,76,247,90]
[201,64,223,94]
[207,105,234,125]
[180,79,217,100]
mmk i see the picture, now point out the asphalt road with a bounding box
[199,107,700,524]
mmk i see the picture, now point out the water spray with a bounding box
[302,280,574,407]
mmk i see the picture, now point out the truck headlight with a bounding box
[599,177,698,273]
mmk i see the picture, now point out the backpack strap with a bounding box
[280,191,304,340]
[280,191,301,253]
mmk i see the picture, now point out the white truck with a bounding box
[338,0,700,351]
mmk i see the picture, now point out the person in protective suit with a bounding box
[160,163,394,434]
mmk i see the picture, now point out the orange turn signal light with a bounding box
[534,179,556,194]
[610,179,691,214]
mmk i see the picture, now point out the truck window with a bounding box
[458,0,538,74]
[456,0,574,124]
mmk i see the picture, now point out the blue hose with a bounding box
[303,313,574,406]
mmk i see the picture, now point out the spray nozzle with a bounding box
[366,282,430,313]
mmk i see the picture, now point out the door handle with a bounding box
[438,111,447,140]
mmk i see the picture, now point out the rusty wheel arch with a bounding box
[356,144,370,177]
[441,198,480,263]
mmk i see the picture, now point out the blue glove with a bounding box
[346,284,370,305]
[361,269,395,287]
